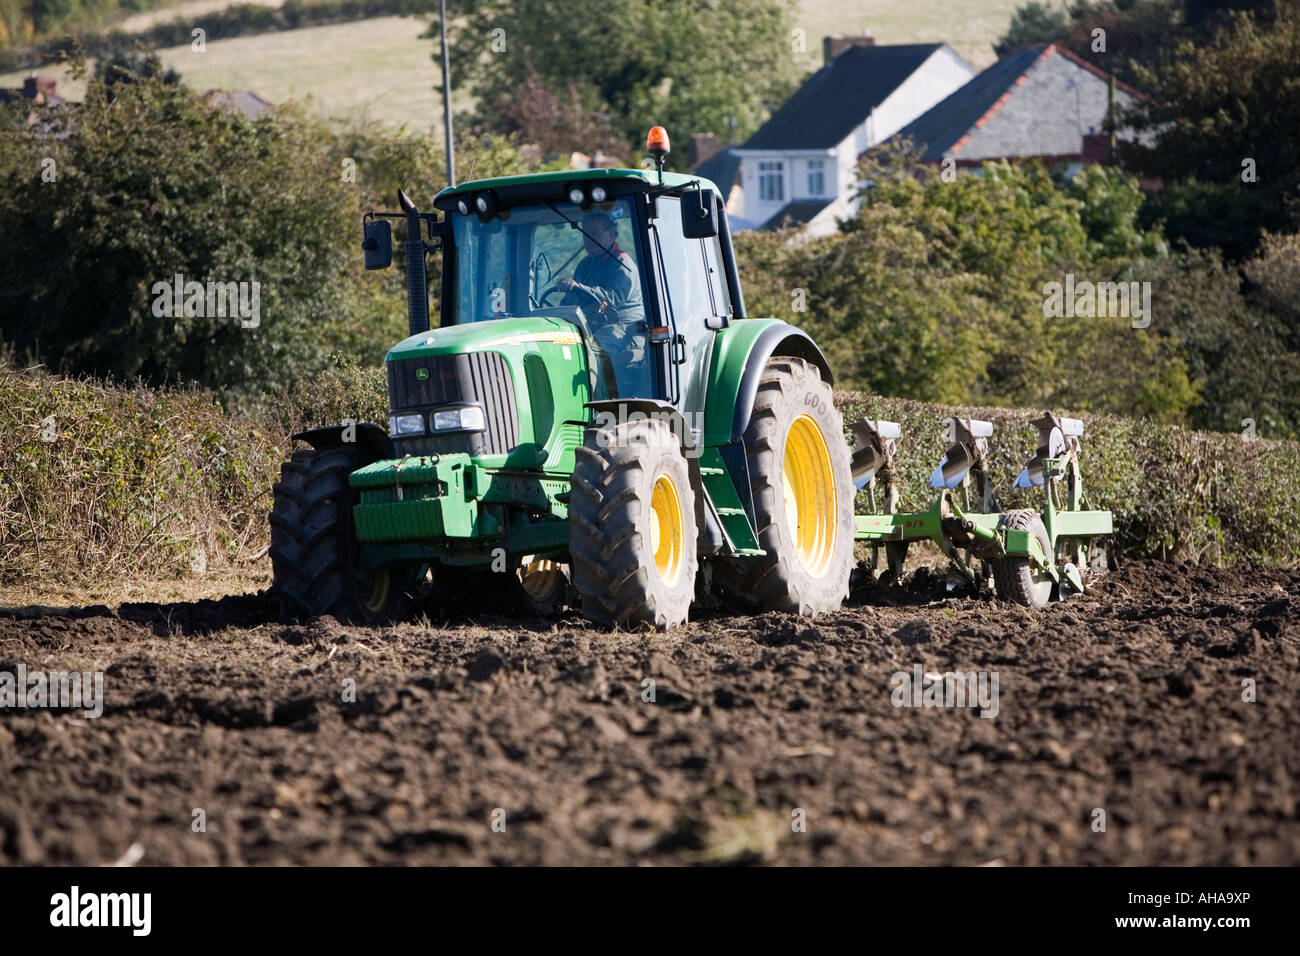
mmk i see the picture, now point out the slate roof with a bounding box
[203,89,274,119]
[742,44,948,150]
[893,44,1143,163]
[892,45,1047,161]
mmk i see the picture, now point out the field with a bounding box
[797,0,1020,65]
[0,15,448,129]
[1,0,1018,127]
[2,559,1296,865]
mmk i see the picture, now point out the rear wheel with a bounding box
[569,417,698,629]
[714,357,854,616]
[992,509,1054,608]
[270,446,404,624]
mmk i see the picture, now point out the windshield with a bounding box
[449,197,652,399]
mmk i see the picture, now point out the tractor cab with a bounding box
[429,161,744,427]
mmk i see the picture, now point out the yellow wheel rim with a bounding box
[519,556,563,599]
[359,567,393,615]
[782,415,838,578]
[649,472,685,586]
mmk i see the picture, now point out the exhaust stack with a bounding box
[398,189,430,337]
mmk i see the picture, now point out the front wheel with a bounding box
[569,417,698,629]
[714,357,854,616]
[270,446,405,624]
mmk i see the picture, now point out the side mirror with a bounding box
[362,218,392,270]
[680,187,718,238]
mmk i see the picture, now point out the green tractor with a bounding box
[270,129,855,629]
[270,128,1114,628]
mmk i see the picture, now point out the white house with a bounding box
[725,38,975,235]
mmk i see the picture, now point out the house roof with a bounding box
[691,147,741,193]
[742,44,949,150]
[760,199,833,230]
[203,89,274,119]
[893,44,1142,163]
[892,45,1047,161]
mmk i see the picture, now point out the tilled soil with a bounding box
[0,560,1296,866]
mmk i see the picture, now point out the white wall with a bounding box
[736,149,837,227]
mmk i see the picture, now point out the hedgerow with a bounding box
[3,365,1294,596]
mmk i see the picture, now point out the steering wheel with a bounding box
[537,284,566,307]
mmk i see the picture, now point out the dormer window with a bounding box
[807,159,826,197]
[758,161,785,202]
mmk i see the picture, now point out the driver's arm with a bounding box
[565,258,635,313]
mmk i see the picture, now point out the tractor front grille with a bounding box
[387,351,519,456]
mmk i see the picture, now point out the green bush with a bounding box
[736,152,1299,438]
[0,68,526,401]
[0,71,364,395]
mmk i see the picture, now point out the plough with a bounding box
[851,413,1113,607]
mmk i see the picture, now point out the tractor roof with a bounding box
[436,167,713,201]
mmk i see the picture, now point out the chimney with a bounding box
[688,132,721,168]
[824,34,875,63]
[1082,132,1110,165]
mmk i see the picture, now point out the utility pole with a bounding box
[439,0,456,187]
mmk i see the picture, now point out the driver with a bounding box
[557,211,644,325]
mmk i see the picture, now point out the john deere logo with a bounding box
[415,367,430,381]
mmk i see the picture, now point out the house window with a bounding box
[807,159,825,196]
[758,161,784,202]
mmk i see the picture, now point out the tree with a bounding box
[441,0,798,164]
[995,2,1072,55]
[1121,4,1300,258]
[0,62,531,398]
[92,44,182,98]
[736,149,1201,421]
[0,70,367,395]
[484,67,625,160]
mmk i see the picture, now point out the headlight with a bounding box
[590,184,607,203]
[456,197,471,216]
[389,413,425,437]
[431,406,485,432]
[568,185,586,205]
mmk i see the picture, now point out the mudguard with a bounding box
[702,319,833,446]
[291,422,392,461]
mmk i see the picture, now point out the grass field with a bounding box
[1,1,1019,127]
[0,15,451,129]
[797,0,1019,66]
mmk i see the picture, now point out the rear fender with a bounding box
[291,422,392,462]
[702,319,833,446]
